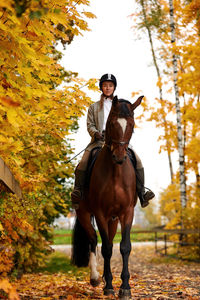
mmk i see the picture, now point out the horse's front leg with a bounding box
[119,213,133,299]
[97,221,115,296]
[101,234,114,295]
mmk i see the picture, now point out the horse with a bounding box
[71,95,143,299]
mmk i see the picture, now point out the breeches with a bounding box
[77,150,91,171]
[77,148,143,171]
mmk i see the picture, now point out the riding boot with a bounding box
[71,170,86,210]
[136,168,155,208]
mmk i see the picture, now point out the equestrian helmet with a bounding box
[99,74,117,90]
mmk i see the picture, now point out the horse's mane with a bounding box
[112,98,133,118]
[118,99,131,105]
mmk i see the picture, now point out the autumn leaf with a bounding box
[0,279,20,300]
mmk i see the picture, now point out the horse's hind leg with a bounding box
[89,227,100,287]
[76,211,100,287]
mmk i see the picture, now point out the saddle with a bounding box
[85,147,137,188]
[127,148,137,169]
[85,147,102,188]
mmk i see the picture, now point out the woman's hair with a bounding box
[100,94,114,109]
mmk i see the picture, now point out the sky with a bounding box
[60,0,174,198]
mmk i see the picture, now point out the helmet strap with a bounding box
[102,93,114,99]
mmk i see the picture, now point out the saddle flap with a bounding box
[127,148,137,169]
[85,147,102,188]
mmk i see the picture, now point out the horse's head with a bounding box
[105,95,143,164]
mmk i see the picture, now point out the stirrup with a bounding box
[71,189,82,199]
[71,196,80,210]
[141,190,155,208]
[71,189,82,210]
[144,190,155,201]
[72,202,79,210]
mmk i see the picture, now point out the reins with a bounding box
[67,138,151,192]
[66,141,96,164]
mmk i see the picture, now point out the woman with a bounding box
[71,73,155,209]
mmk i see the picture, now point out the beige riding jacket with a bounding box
[86,100,104,151]
[84,99,142,168]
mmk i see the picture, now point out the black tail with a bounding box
[71,217,90,267]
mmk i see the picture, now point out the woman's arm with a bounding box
[87,104,98,138]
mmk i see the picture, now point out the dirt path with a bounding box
[111,244,200,299]
[15,243,200,299]
[52,243,200,299]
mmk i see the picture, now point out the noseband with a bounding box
[105,138,129,165]
[109,139,129,146]
[105,139,129,149]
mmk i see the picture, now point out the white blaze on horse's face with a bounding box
[117,118,127,136]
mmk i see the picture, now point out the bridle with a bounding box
[105,139,129,148]
[105,137,129,164]
[104,101,134,157]
[110,139,129,146]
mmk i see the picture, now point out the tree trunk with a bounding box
[168,0,187,208]
[140,0,174,183]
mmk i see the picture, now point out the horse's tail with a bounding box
[71,217,90,267]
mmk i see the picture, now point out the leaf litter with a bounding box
[14,244,200,299]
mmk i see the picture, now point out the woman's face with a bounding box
[102,81,115,97]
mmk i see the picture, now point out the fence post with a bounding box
[164,234,167,255]
[155,231,158,253]
[199,230,200,259]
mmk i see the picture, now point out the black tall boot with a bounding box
[136,168,155,208]
[71,169,86,210]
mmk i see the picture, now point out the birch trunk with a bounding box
[140,0,174,183]
[168,0,187,208]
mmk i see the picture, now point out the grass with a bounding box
[52,228,158,245]
[38,252,88,275]
[53,229,72,245]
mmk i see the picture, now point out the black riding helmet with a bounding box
[99,74,117,91]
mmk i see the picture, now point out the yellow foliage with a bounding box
[156,77,163,89]
[133,0,200,222]
[0,0,95,188]
[0,0,97,276]
[0,279,20,300]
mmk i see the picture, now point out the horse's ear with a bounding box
[113,95,118,105]
[131,95,144,111]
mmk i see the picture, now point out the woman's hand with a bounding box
[95,132,104,141]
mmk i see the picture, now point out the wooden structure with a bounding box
[0,157,22,197]
[153,228,200,259]
[54,228,200,260]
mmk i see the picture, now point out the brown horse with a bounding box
[71,95,143,299]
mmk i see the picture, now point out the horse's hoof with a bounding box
[118,288,131,299]
[103,288,115,296]
[90,277,101,287]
